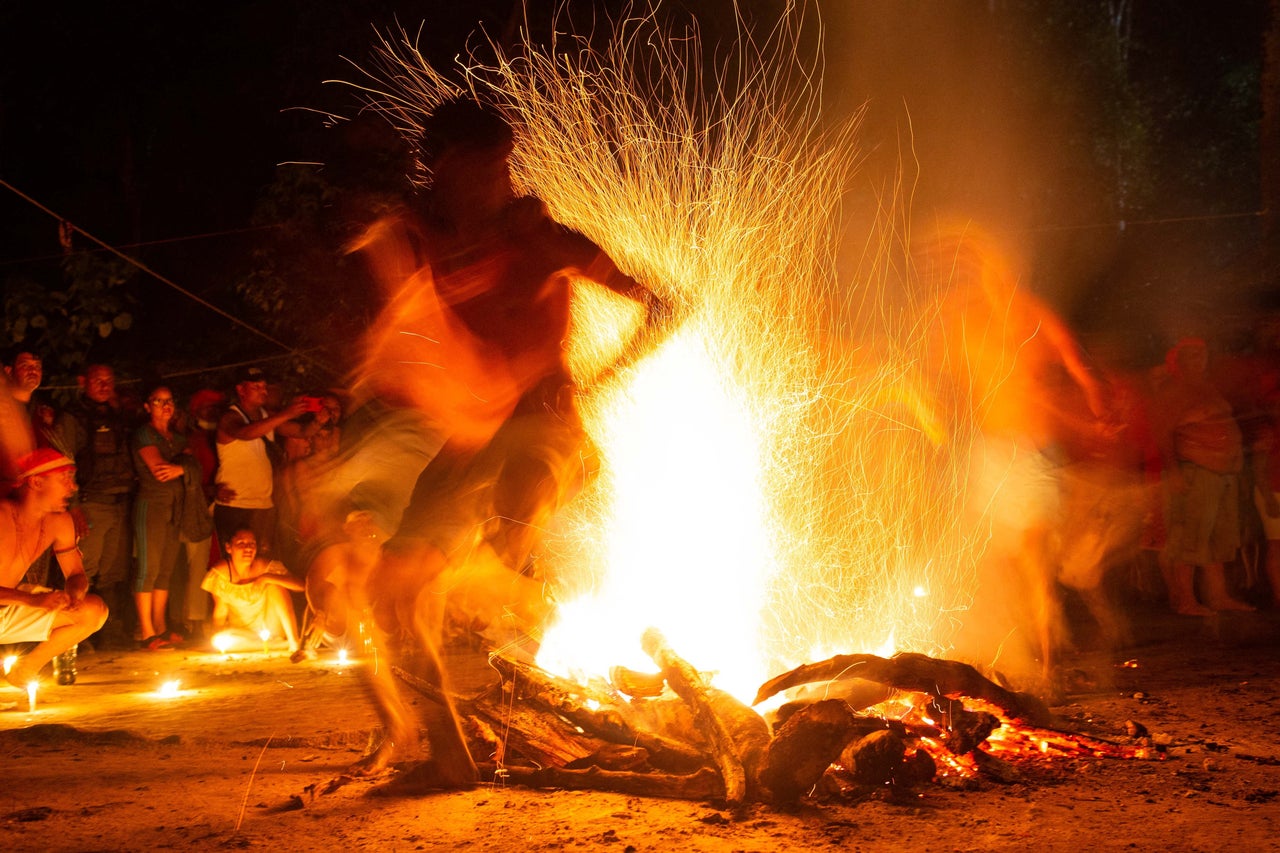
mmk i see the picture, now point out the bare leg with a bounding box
[6,595,108,687]
[134,591,157,640]
[152,589,170,636]
[263,585,300,650]
[1162,562,1212,615]
[1200,561,1255,611]
[350,618,419,776]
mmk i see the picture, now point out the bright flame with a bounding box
[337,648,350,665]
[26,680,37,712]
[2,655,15,675]
[350,9,1044,700]
[538,327,774,696]
[212,633,232,655]
[157,680,182,698]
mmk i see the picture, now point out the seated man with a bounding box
[291,508,388,662]
[201,528,302,653]
[2,449,109,700]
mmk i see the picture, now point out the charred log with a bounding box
[754,653,1052,726]
[760,699,860,802]
[926,695,1001,754]
[839,729,905,786]
[895,748,937,787]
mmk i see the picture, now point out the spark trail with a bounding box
[349,6,990,702]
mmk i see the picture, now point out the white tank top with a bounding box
[215,405,275,509]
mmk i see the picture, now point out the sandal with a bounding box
[142,635,172,651]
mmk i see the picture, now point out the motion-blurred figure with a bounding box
[348,98,673,784]
[1153,337,1254,615]
[921,227,1116,695]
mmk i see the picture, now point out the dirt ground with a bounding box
[2,604,1278,853]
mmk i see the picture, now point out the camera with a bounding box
[300,395,324,414]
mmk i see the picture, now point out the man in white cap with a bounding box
[1,448,108,696]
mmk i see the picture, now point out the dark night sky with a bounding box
[1,1,1271,377]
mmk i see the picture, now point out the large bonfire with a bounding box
[348,6,990,706]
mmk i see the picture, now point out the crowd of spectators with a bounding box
[2,352,346,663]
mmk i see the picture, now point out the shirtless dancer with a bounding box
[2,448,109,696]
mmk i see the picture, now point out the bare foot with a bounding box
[1204,598,1256,612]
[375,758,479,794]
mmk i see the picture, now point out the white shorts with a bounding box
[0,601,57,644]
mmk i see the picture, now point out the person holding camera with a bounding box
[213,366,315,559]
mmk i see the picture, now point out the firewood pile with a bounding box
[395,628,1142,807]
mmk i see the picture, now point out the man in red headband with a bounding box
[1,448,108,700]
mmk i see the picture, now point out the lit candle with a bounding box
[3,655,16,675]
[212,632,232,656]
[157,680,182,698]
[259,628,271,654]
[26,680,37,712]
[337,648,349,665]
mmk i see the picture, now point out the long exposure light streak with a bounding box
[350,6,994,702]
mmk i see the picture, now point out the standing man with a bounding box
[2,449,108,699]
[4,348,57,586]
[2,349,56,446]
[1154,337,1254,615]
[50,363,135,642]
[213,366,311,557]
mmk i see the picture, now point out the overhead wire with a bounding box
[0,177,335,377]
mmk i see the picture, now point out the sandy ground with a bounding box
[2,605,1278,853]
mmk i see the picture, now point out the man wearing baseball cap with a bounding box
[1,448,108,700]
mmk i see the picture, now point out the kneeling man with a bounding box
[2,450,108,693]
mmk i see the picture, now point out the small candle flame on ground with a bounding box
[156,680,182,698]
[258,629,271,654]
[26,680,37,712]
[212,633,232,655]
[336,648,349,665]
[3,654,16,675]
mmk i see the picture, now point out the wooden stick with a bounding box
[488,655,708,772]
[641,628,750,806]
[480,762,723,800]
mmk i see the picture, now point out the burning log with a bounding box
[760,699,860,802]
[487,655,707,772]
[754,652,1052,727]
[641,628,770,806]
[925,695,1001,755]
[394,663,607,767]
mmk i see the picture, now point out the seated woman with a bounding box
[201,528,302,653]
